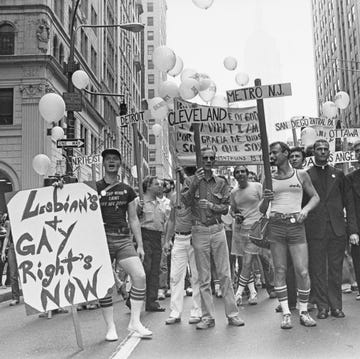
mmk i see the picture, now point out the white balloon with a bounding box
[181,68,198,82]
[334,91,350,109]
[51,126,65,140]
[322,101,338,118]
[32,154,51,175]
[39,93,66,123]
[224,56,237,71]
[199,81,217,102]
[131,165,138,179]
[210,94,228,108]
[235,72,250,86]
[301,127,317,147]
[152,123,162,136]
[159,81,179,102]
[152,46,176,72]
[192,0,214,9]
[179,78,199,100]
[168,55,184,77]
[148,97,169,121]
[72,70,90,89]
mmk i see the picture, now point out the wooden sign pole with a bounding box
[255,78,272,191]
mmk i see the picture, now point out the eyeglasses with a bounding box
[235,170,246,174]
[202,156,215,161]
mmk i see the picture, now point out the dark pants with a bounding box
[308,225,346,311]
[286,250,297,307]
[142,228,162,307]
[351,244,360,292]
[8,243,20,301]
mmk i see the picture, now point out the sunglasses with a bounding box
[202,156,215,161]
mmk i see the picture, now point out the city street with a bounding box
[0,288,359,359]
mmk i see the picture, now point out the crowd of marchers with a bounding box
[1,138,360,340]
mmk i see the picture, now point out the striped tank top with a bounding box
[271,170,303,214]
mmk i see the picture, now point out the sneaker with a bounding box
[280,314,292,329]
[158,289,165,301]
[188,316,201,324]
[228,315,245,327]
[128,324,152,339]
[105,324,118,342]
[165,289,171,298]
[165,316,181,325]
[300,311,317,327]
[356,294,360,301]
[248,293,258,305]
[9,300,20,306]
[185,287,193,296]
[235,292,243,306]
[196,318,215,330]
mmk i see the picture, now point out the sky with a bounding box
[165,0,318,142]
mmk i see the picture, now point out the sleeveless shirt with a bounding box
[271,170,303,214]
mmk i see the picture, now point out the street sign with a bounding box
[63,92,82,111]
[57,138,85,148]
[72,154,102,166]
[226,82,292,103]
[117,111,144,126]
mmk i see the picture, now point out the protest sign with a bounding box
[7,183,114,314]
[304,150,357,168]
[274,116,335,131]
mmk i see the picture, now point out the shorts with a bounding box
[106,232,138,262]
[231,225,259,256]
[267,218,306,246]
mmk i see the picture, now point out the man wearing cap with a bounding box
[97,148,151,340]
[344,139,360,301]
[181,146,244,330]
[304,139,358,320]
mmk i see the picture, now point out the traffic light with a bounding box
[119,101,127,116]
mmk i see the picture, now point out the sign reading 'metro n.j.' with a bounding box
[226,83,292,103]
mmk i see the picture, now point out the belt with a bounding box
[104,225,130,235]
[175,231,192,235]
[269,212,299,219]
[193,218,222,227]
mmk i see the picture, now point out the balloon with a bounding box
[148,97,169,121]
[193,73,211,91]
[159,80,179,102]
[322,101,338,118]
[179,78,199,100]
[192,0,214,9]
[181,68,198,82]
[131,165,138,179]
[72,70,89,89]
[39,93,66,123]
[32,154,51,175]
[235,72,249,86]
[51,126,65,140]
[152,46,176,72]
[210,94,228,108]
[168,55,184,77]
[301,127,317,147]
[152,123,162,136]
[224,56,237,71]
[334,91,350,109]
[199,80,217,102]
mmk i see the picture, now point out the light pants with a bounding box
[192,223,238,320]
[169,234,201,319]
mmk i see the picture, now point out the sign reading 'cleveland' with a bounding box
[7,183,114,314]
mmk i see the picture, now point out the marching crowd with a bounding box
[1,139,360,342]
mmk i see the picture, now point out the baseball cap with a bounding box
[101,148,121,160]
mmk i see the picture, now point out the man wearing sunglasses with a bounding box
[181,146,244,330]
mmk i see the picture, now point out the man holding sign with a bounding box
[97,148,151,340]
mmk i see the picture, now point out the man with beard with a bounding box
[261,141,319,329]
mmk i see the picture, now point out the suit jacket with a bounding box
[304,165,358,240]
[346,169,360,229]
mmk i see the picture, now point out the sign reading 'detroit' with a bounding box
[7,183,114,314]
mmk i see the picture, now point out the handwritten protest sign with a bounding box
[274,116,335,131]
[7,183,114,314]
[304,151,357,168]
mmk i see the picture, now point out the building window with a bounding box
[147,2,154,12]
[59,43,64,64]
[0,89,13,125]
[91,5,97,25]
[147,45,154,56]
[53,35,58,60]
[147,17,154,26]
[91,46,97,73]
[148,74,155,84]
[148,59,154,70]
[81,29,88,60]
[149,150,156,162]
[149,134,155,144]
[54,0,64,23]
[150,166,156,176]
[0,24,15,55]
[147,30,154,41]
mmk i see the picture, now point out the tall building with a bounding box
[142,0,172,179]
[0,0,144,212]
[312,0,360,127]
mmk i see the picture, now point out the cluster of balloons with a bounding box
[321,91,350,118]
[223,56,250,87]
